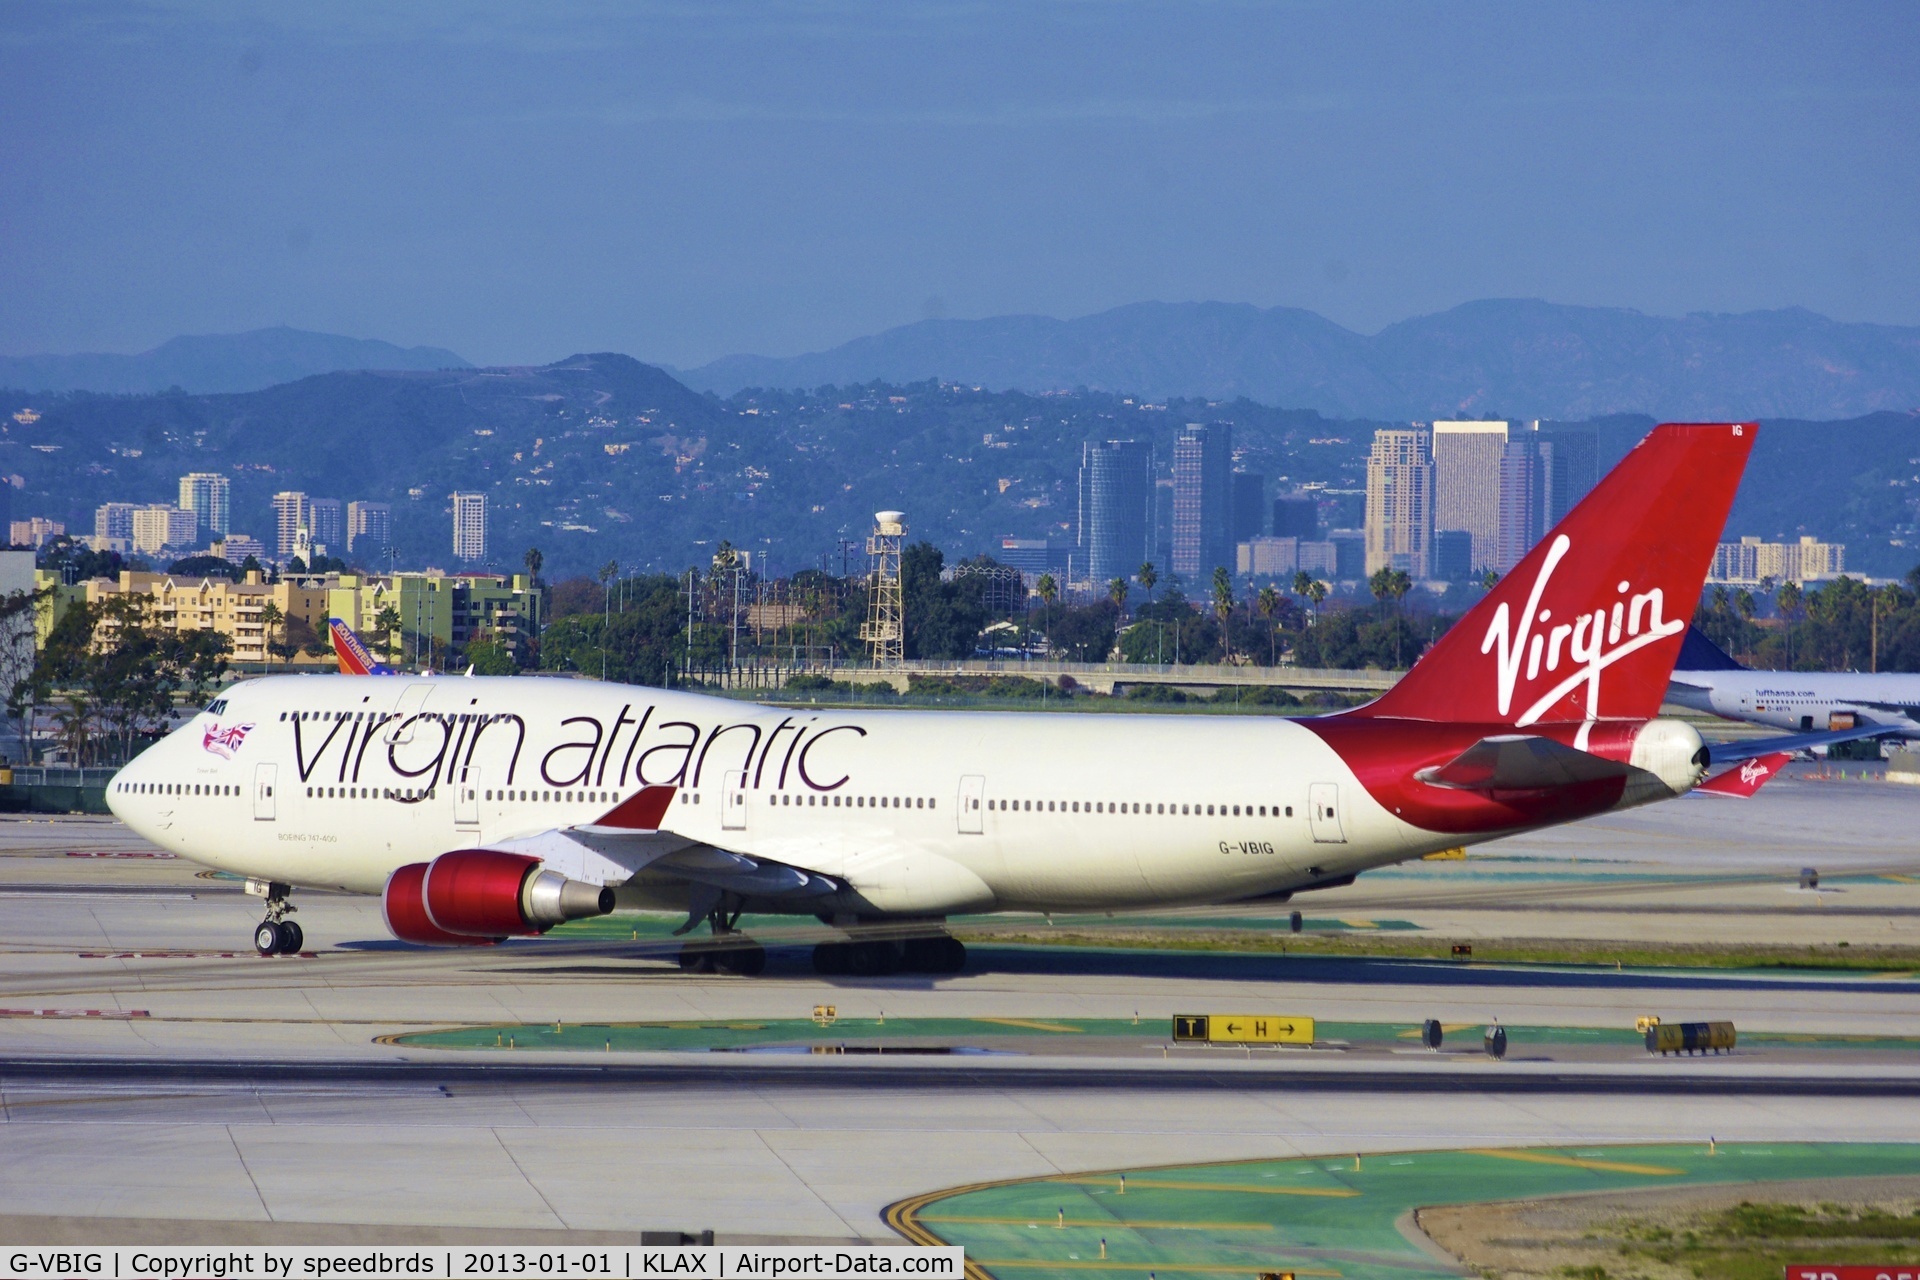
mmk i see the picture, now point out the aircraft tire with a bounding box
[846,939,903,977]
[254,921,281,957]
[677,943,717,974]
[715,942,767,976]
[276,921,304,954]
[903,935,966,974]
[811,942,851,976]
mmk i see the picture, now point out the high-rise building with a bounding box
[94,502,138,542]
[452,492,488,561]
[1271,496,1318,540]
[1526,422,1599,524]
[347,501,392,560]
[1170,423,1232,581]
[1496,440,1544,573]
[1432,530,1474,581]
[213,534,268,565]
[273,492,310,559]
[177,472,230,540]
[308,498,343,555]
[1711,536,1845,587]
[10,517,64,550]
[1230,472,1266,543]
[1432,420,1509,572]
[1076,440,1155,585]
[1364,427,1433,579]
[130,505,197,556]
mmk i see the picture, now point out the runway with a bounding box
[0,766,1916,1244]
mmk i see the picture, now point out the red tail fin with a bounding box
[1354,422,1755,725]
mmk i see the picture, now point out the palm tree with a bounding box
[1036,573,1058,607]
[1305,577,1327,622]
[1256,585,1281,665]
[1138,562,1157,600]
[523,546,543,584]
[1777,581,1803,668]
[1369,568,1413,668]
[258,601,287,668]
[1211,566,1236,662]
[1108,577,1129,613]
[371,604,402,666]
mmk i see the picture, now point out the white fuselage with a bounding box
[105,673,1496,917]
[1667,670,1920,737]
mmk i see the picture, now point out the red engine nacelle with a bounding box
[381,850,616,946]
[381,862,500,946]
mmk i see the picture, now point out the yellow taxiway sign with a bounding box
[1172,1014,1314,1045]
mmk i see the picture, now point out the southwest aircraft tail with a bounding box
[1354,423,1756,726]
[329,618,396,675]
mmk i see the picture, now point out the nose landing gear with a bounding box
[251,881,303,956]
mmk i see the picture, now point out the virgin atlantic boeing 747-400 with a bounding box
[106,422,1847,974]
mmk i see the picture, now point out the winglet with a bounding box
[330,618,396,675]
[590,785,678,831]
[1694,752,1791,798]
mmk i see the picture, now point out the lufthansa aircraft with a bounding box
[108,423,1807,975]
[1667,626,1920,739]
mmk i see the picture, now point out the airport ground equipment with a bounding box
[1647,1020,1737,1055]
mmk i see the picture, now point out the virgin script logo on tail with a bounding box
[1481,534,1685,725]
[202,722,254,760]
[1738,758,1772,786]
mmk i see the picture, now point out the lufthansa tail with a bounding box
[329,618,396,675]
[1353,423,1756,726]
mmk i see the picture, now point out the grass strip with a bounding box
[958,928,1920,972]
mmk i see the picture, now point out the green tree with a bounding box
[1138,562,1158,601]
[371,604,403,665]
[523,546,544,584]
[1211,566,1236,662]
[1256,584,1282,666]
[1036,573,1058,607]
[257,601,289,667]
[1108,577,1129,613]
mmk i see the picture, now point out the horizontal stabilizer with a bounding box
[1416,734,1634,792]
[1694,752,1791,799]
[1703,724,1907,765]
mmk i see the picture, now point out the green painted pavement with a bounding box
[389,1016,1920,1054]
[889,1142,1920,1279]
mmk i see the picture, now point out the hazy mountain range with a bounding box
[7,351,1918,580]
[0,327,470,395]
[680,299,1920,421]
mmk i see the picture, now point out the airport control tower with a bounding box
[860,510,905,665]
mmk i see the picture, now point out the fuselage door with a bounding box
[253,763,277,821]
[455,766,480,827]
[722,769,747,831]
[957,775,985,834]
[1308,782,1345,844]
[385,682,436,744]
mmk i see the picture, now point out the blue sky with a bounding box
[2,1,1915,367]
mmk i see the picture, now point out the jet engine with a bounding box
[381,850,615,946]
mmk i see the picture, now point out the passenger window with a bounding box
[1285,805,1294,817]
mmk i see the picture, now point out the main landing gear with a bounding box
[811,934,965,977]
[252,881,304,957]
[676,899,766,976]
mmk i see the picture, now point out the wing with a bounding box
[1703,723,1906,765]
